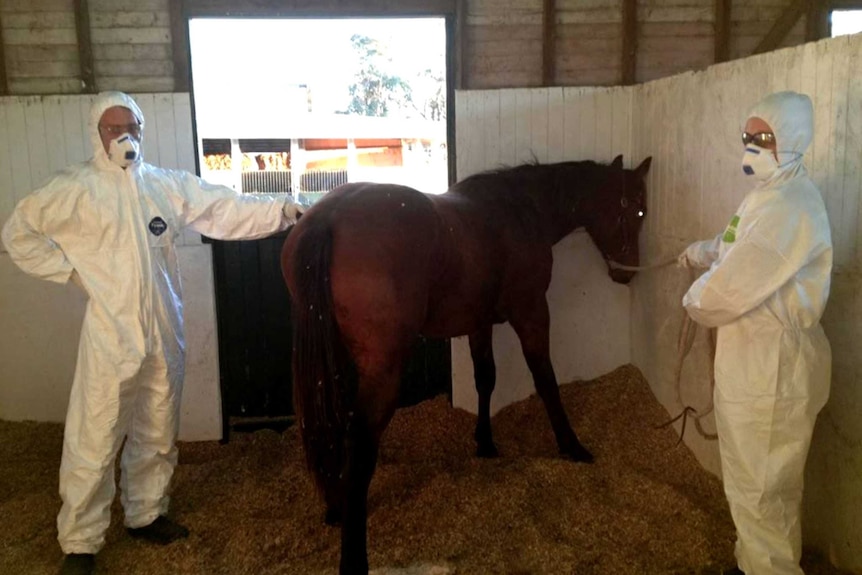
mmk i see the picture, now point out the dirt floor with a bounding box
[0,365,849,575]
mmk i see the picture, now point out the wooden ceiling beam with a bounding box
[752,0,807,55]
[542,0,556,86]
[621,0,637,85]
[454,0,465,90]
[714,0,731,63]
[806,0,831,42]
[73,0,96,93]
[0,11,8,95]
[170,0,191,92]
[182,0,458,18]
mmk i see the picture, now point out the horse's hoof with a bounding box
[476,443,499,458]
[563,444,594,463]
[324,506,342,526]
[339,560,369,575]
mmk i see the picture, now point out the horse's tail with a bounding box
[290,220,357,512]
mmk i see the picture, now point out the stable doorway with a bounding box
[188,18,453,438]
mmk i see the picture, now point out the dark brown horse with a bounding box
[281,154,652,575]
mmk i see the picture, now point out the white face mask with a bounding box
[107,134,141,169]
[741,144,778,180]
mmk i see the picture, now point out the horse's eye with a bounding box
[620,197,629,208]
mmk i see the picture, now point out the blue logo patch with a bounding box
[148,217,168,236]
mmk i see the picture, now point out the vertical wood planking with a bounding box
[561,86,581,162]
[8,100,33,203]
[645,84,660,241]
[481,90,501,169]
[547,87,564,163]
[455,90,481,178]
[173,93,200,246]
[829,36,850,265]
[530,88,549,162]
[577,89,596,161]
[42,97,68,175]
[610,87,630,166]
[0,105,13,224]
[812,41,835,244]
[466,90,485,176]
[61,97,87,165]
[134,94,161,167]
[498,90,517,167]
[153,93,179,169]
[630,82,647,237]
[173,93,195,173]
[729,56,759,218]
[79,96,95,160]
[847,37,862,268]
[594,88,613,162]
[24,100,50,191]
[454,90,469,178]
[656,81,671,237]
[513,88,533,165]
[799,42,818,164]
[672,75,691,240]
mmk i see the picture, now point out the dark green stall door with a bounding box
[211,230,451,440]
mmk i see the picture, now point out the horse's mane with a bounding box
[451,160,612,215]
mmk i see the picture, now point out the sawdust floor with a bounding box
[0,365,848,575]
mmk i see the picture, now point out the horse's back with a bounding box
[283,183,442,342]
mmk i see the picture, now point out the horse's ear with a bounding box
[635,156,652,178]
[611,155,624,169]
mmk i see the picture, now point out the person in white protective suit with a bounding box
[1,91,305,575]
[678,91,832,575]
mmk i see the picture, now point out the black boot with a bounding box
[127,516,189,545]
[722,568,745,575]
[59,554,95,575]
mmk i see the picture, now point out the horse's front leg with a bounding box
[510,299,593,463]
[469,325,498,458]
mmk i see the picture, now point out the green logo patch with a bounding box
[723,215,740,243]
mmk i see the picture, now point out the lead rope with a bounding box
[607,257,718,445]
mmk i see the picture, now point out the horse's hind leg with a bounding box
[509,298,593,463]
[339,361,402,575]
[469,326,498,457]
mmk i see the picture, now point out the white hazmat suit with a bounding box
[682,91,832,575]
[1,92,298,554]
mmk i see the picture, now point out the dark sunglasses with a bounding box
[742,131,776,147]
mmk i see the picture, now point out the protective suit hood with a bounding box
[745,91,813,187]
[89,91,145,169]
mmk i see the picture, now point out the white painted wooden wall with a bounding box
[630,34,862,572]
[453,86,636,415]
[456,32,862,571]
[0,93,222,441]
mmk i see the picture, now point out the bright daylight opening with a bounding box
[188,18,448,205]
[831,10,862,37]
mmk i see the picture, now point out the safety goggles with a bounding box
[741,131,775,148]
[100,123,143,138]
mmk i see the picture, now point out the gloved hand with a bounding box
[283,200,306,223]
[677,251,693,269]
